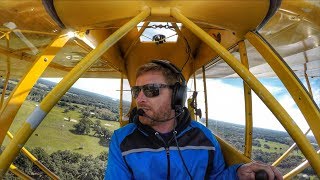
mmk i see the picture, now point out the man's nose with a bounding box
[135,90,146,102]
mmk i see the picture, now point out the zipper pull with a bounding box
[165,147,169,155]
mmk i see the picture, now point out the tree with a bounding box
[97,151,108,161]
[94,120,101,127]
[77,155,104,180]
[101,127,112,139]
[63,108,69,113]
[81,110,90,118]
[69,105,76,111]
[13,153,33,175]
[252,139,261,147]
[3,147,109,179]
[73,117,93,135]
[92,120,104,137]
[29,148,51,179]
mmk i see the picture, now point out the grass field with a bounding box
[253,139,289,153]
[3,101,297,158]
[3,101,318,178]
[2,100,120,157]
[253,139,304,157]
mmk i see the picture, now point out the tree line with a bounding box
[205,119,317,176]
[1,147,107,180]
[1,79,131,121]
[0,79,131,120]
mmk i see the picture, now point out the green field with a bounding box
[252,139,304,157]
[253,139,289,153]
[3,100,120,157]
[2,100,318,178]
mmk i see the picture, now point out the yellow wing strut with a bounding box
[171,8,320,175]
[0,8,151,177]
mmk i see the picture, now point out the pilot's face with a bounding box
[134,71,174,126]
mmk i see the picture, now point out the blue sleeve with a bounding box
[192,122,241,179]
[210,137,242,179]
[104,131,132,180]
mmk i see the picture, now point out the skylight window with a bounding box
[137,22,182,43]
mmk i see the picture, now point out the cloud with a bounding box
[263,84,284,95]
[189,78,315,132]
[188,79,245,125]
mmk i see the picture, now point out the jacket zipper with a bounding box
[155,132,170,180]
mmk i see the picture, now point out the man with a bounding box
[105,60,282,179]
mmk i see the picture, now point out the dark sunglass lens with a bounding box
[132,84,166,98]
[143,85,159,97]
[131,86,141,98]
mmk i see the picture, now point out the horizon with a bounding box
[42,77,319,134]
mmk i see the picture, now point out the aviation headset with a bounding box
[151,60,187,109]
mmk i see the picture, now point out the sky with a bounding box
[44,77,320,133]
[187,78,319,133]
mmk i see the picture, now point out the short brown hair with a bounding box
[136,61,180,85]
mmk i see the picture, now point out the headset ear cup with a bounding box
[180,84,187,106]
[171,82,187,108]
[171,82,179,108]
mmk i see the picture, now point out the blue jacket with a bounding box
[105,108,241,179]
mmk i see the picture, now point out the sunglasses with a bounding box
[131,83,173,99]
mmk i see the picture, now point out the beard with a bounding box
[138,105,174,126]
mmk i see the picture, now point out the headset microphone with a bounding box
[137,108,183,122]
